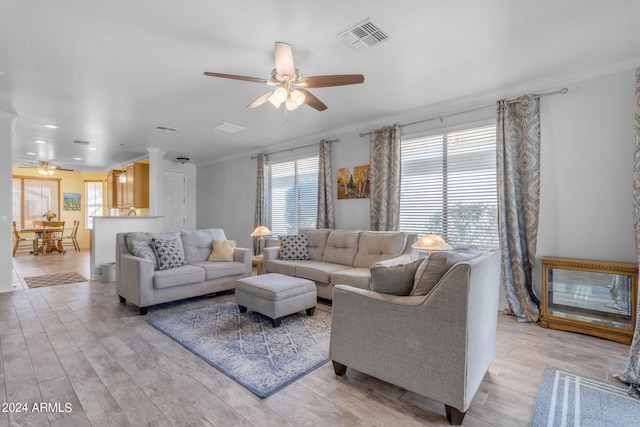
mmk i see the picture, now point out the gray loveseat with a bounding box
[116,228,251,314]
[263,229,416,299]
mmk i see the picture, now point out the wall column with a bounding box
[146,148,166,216]
[0,112,18,293]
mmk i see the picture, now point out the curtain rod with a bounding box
[358,87,568,137]
[250,138,340,159]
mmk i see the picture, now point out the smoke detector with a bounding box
[176,157,190,164]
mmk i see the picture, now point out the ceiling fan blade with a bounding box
[247,91,274,108]
[275,42,296,78]
[298,89,327,111]
[302,74,365,88]
[203,72,267,84]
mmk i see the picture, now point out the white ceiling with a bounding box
[2,0,640,172]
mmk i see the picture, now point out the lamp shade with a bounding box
[411,234,452,251]
[250,226,273,237]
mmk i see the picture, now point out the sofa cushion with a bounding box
[266,259,307,276]
[152,237,187,270]
[181,228,227,263]
[322,230,360,266]
[279,234,309,260]
[305,229,332,261]
[125,231,181,254]
[295,261,348,283]
[153,264,205,289]
[208,239,236,262]
[370,259,423,296]
[130,241,158,270]
[353,231,407,268]
[411,247,482,296]
[330,267,371,289]
[190,261,246,280]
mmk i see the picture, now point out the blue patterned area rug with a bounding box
[531,366,640,426]
[147,299,331,398]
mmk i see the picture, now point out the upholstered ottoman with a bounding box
[235,273,317,327]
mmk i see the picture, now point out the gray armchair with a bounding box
[329,250,500,425]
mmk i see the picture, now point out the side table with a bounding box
[251,255,264,275]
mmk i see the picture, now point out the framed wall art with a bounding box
[63,192,81,211]
[337,165,370,199]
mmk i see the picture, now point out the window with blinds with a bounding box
[85,180,103,230]
[267,156,319,235]
[399,124,498,249]
[12,176,60,227]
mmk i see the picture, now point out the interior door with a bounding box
[163,170,186,231]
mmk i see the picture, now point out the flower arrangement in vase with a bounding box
[43,211,56,222]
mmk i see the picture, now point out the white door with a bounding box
[163,170,185,231]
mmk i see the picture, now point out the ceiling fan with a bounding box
[18,161,73,175]
[204,42,365,111]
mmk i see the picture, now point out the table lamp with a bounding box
[411,234,452,256]
[250,226,273,255]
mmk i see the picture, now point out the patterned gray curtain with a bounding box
[370,124,401,231]
[496,95,541,323]
[253,154,266,255]
[317,139,335,229]
[615,67,640,400]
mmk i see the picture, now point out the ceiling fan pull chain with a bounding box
[283,106,288,125]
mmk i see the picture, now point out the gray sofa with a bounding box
[329,250,501,425]
[116,228,251,314]
[263,229,416,299]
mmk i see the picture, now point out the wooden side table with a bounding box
[251,255,264,275]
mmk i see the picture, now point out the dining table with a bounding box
[20,221,66,254]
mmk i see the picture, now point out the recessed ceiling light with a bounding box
[89,147,97,151]
[73,157,82,160]
[27,152,36,155]
[35,140,46,144]
[44,124,58,129]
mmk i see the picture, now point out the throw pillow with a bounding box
[279,234,310,260]
[208,240,236,262]
[411,247,482,296]
[151,237,187,270]
[131,241,159,270]
[370,258,424,296]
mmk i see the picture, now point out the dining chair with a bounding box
[62,220,80,252]
[42,221,66,254]
[12,221,37,256]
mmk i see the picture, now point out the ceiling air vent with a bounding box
[211,122,246,134]
[338,19,389,52]
[156,125,179,132]
[73,140,90,145]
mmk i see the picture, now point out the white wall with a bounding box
[0,112,17,293]
[197,68,638,301]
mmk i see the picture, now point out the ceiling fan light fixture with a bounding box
[268,93,282,108]
[273,87,288,103]
[290,90,305,106]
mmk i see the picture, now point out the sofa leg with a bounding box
[238,305,247,313]
[306,306,316,316]
[118,295,126,303]
[139,307,148,316]
[332,361,347,376]
[445,405,466,425]
[271,318,282,327]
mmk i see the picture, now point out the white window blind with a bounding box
[399,124,498,249]
[85,181,103,230]
[267,156,319,235]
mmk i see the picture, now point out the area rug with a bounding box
[531,365,640,426]
[24,272,88,288]
[147,299,331,398]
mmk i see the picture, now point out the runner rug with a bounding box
[24,272,88,288]
[531,365,640,426]
[147,299,331,398]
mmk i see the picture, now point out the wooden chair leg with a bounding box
[445,405,466,425]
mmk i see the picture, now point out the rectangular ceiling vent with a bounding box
[156,125,179,132]
[73,140,90,145]
[338,19,389,52]
[211,122,246,134]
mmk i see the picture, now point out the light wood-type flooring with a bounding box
[3,250,632,426]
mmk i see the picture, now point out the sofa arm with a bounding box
[262,246,280,272]
[233,247,252,277]
[117,253,155,308]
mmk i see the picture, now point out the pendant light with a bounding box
[118,143,127,184]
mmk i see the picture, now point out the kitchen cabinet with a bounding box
[107,162,149,209]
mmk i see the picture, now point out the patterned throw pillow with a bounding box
[131,241,159,270]
[151,238,186,270]
[208,240,236,262]
[279,234,310,260]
